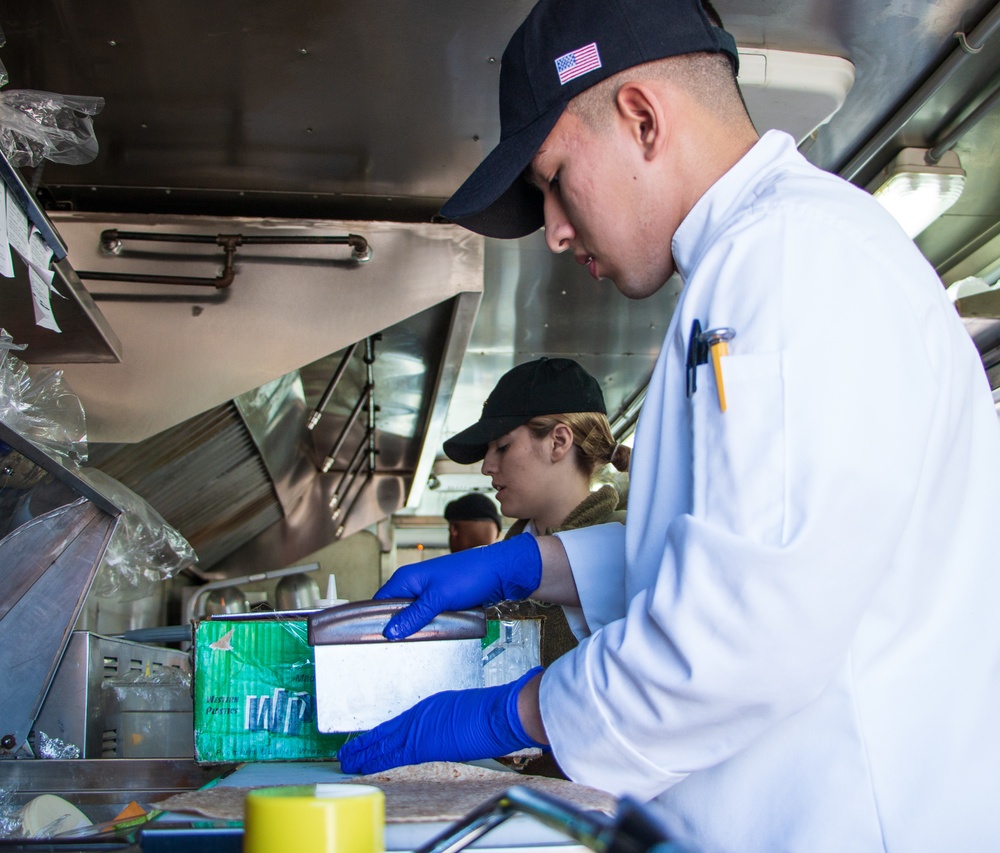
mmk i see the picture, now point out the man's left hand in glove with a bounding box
[337,667,546,775]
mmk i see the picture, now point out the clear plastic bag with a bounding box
[0,25,8,90]
[0,89,104,168]
[1,329,196,597]
[481,613,542,688]
[0,786,23,839]
[0,329,88,466]
[104,665,192,706]
[78,468,198,601]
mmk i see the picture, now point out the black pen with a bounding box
[686,319,706,397]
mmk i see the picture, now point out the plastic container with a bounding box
[314,575,349,609]
[18,795,92,838]
[244,783,384,853]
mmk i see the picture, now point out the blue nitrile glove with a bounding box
[337,666,545,775]
[376,533,542,640]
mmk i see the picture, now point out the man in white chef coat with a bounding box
[338,0,1000,849]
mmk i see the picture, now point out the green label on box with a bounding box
[194,615,540,763]
[194,619,348,763]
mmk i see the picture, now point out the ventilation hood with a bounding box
[41,214,483,571]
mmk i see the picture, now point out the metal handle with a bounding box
[413,785,673,853]
[307,599,486,646]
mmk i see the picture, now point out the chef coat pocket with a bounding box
[692,350,786,545]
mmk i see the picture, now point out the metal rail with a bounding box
[314,336,380,537]
[331,336,380,538]
[414,785,673,853]
[76,230,372,289]
[308,342,360,430]
[926,79,1000,163]
[837,1,1000,182]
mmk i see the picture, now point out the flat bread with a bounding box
[346,762,618,822]
[154,785,251,821]
[153,762,617,823]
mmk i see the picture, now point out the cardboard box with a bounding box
[194,618,348,763]
[194,614,542,764]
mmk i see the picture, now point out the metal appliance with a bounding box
[0,421,197,762]
[32,631,192,759]
[275,572,321,611]
[0,421,120,759]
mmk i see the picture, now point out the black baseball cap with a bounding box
[443,357,606,464]
[438,0,739,239]
[444,493,503,530]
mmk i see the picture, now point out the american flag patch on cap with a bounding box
[555,42,602,85]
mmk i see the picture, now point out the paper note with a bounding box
[28,227,61,332]
[1,186,16,278]
[29,266,61,332]
[5,185,29,266]
[29,227,58,288]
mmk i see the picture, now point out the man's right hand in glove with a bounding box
[376,532,543,639]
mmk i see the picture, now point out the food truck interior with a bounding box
[1,0,999,848]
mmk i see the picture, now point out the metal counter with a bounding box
[2,759,233,823]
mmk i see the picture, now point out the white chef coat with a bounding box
[540,130,1000,852]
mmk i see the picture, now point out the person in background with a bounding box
[443,492,502,552]
[339,0,1000,850]
[444,356,630,780]
[444,356,628,669]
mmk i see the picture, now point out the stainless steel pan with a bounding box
[308,599,486,732]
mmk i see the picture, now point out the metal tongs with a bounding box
[414,785,678,853]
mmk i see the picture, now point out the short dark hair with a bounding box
[444,493,502,530]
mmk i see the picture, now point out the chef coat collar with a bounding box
[671,130,797,281]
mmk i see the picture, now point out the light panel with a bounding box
[871,148,965,238]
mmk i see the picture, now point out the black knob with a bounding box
[0,734,16,750]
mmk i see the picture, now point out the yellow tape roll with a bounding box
[244,783,384,853]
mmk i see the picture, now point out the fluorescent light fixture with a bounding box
[870,148,965,238]
[945,276,1000,304]
[736,49,855,144]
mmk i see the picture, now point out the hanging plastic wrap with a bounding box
[0,787,21,839]
[1,328,197,597]
[0,25,9,90]
[0,89,104,168]
[77,468,198,601]
[0,329,87,466]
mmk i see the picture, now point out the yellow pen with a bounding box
[700,327,736,412]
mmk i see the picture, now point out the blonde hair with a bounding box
[525,412,630,478]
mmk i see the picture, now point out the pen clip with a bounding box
[686,319,708,397]
[699,327,736,348]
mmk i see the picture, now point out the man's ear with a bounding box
[549,423,576,462]
[615,82,668,161]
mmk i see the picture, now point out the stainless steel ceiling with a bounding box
[2,0,999,568]
[1,1,996,218]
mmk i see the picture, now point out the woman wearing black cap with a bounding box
[444,357,629,670]
[337,358,629,778]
